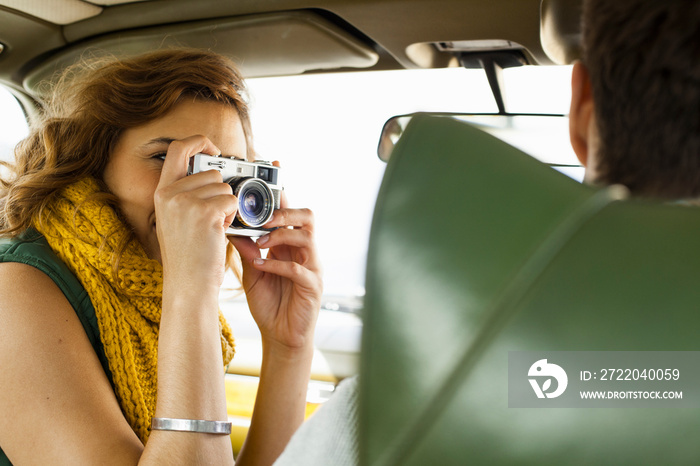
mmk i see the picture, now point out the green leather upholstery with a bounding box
[360,114,700,465]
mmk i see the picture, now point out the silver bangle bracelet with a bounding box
[151,417,232,435]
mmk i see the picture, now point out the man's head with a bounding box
[569,0,700,199]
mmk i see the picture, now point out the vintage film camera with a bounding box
[188,154,282,237]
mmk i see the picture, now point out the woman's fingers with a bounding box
[156,136,220,189]
[151,135,239,231]
[174,176,233,200]
[251,257,322,292]
[256,229,316,266]
[256,228,312,249]
[228,236,260,262]
[264,207,314,231]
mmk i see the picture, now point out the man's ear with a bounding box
[569,61,595,168]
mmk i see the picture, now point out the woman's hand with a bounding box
[229,192,322,352]
[154,135,238,289]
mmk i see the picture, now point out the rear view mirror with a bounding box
[377,115,413,162]
[376,112,579,170]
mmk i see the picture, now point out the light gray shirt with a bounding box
[273,375,359,466]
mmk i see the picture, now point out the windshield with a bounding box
[243,65,576,299]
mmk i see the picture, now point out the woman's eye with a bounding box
[152,153,166,160]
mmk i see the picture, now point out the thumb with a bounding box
[228,236,263,284]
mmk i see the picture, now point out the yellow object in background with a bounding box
[225,373,336,455]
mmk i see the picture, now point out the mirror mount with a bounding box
[459,50,527,115]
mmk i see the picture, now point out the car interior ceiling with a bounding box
[0,0,581,109]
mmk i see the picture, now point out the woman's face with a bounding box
[103,99,248,262]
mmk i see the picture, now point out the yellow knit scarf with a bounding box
[34,177,235,443]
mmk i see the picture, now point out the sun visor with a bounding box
[23,10,379,95]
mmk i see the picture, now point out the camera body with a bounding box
[188,154,282,237]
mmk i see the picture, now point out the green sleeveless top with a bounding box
[0,229,113,465]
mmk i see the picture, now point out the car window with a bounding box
[0,87,29,164]
[503,65,573,115]
[242,65,577,300]
[245,68,493,299]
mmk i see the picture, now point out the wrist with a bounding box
[162,275,221,305]
[261,337,315,365]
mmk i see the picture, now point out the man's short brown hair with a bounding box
[583,0,700,198]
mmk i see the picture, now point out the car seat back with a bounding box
[360,114,700,465]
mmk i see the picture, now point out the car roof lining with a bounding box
[0,0,584,99]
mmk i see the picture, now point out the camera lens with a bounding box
[231,178,275,227]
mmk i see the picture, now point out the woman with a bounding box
[0,49,321,465]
